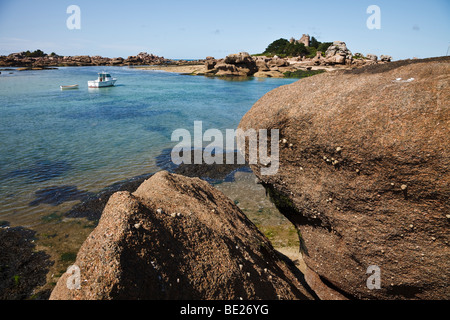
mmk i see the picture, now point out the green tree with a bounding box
[310,36,320,49]
[317,42,333,53]
[264,38,290,55]
[263,39,309,57]
[263,38,334,57]
[286,42,308,56]
[24,49,46,57]
[306,46,317,59]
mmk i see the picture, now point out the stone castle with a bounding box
[290,34,310,47]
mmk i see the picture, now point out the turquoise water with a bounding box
[0,66,296,227]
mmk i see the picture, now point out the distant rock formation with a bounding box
[238,57,450,300]
[204,52,296,78]
[123,52,169,65]
[215,52,258,76]
[380,55,392,62]
[50,171,314,300]
[324,41,353,65]
[0,51,171,68]
[366,53,378,61]
[0,41,393,76]
[201,46,393,78]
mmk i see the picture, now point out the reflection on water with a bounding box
[206,75,256,82]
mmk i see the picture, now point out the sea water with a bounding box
[0,66,296,228]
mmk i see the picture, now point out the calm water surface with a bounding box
[0,66,296,227]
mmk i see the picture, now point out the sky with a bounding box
[0,0,449,60]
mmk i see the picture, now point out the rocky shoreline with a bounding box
[138,42,393,79]
[196,41,391,78]
[0,51,173,69]
[1,40,391,78]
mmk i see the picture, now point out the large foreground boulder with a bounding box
[50,171,313,300]
[238,57,450,299]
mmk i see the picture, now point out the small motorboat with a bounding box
[88,72,117,88]
[60,84,79,90]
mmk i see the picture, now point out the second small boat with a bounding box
[60,84,79,90]
[88,72,117,88]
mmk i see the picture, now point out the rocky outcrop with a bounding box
[204,52,293,77]
[123,52,169,65]
[238,57,450,300]
[201,42,393,78]
[204,56,217,70]
[50,171,314,300]
[205,52,259,76]
[214,62,246,76]
[255,57,270,71]
[110,57,124,65]
[287,40,392,68]
[267,56,290,68]
[351,53,391,67]
[0,52,171,68]
[366,53,378,62]
[324,41,353,65]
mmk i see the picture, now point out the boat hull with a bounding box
[60,85,79,90]
[88,79,117,88]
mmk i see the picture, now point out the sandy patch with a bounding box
[136,64,206,75]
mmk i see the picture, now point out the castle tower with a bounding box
[299,34,310,47]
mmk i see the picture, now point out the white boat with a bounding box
[88,72,117,88]
[60,84,79,90]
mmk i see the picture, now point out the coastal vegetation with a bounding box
[262,37,333,58]
[263,38,308,57]
[23,49,52,57]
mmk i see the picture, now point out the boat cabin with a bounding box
[98,72,112,82]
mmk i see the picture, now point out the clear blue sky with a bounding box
[0,0,449,60]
